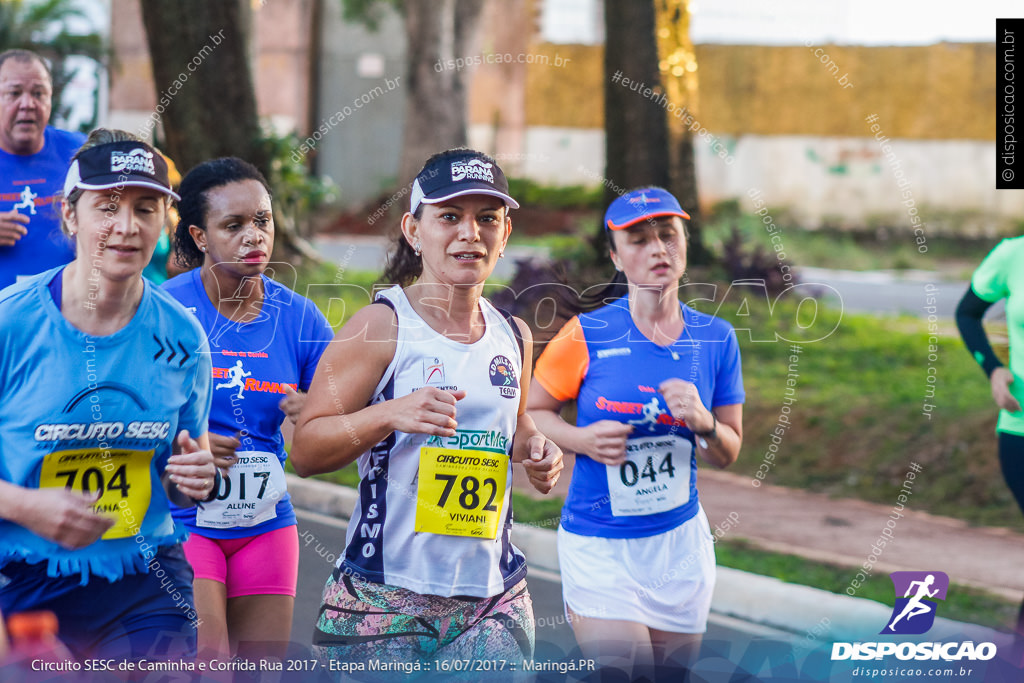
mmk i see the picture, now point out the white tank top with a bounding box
[337,285,527,598]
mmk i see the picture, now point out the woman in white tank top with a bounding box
[291,149,563,673]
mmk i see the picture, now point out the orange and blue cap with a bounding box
[604,187,690,231]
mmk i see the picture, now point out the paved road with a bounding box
[797,267,981,318]
[286,510,802,681]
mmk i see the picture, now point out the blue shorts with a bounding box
[0,545,197,660]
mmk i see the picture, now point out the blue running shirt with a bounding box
[534,296,745,538]
[0,127,85,288]
[163,269,333,538]
[0,267,212,582]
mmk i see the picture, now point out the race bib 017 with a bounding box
[196,451,287,529]
[38,448,154,539]
[415,447,508,539]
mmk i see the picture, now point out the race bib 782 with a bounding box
[415,447,508,539]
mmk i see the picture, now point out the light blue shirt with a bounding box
[0,267,212,583]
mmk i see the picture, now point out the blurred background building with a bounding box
[50,0,1016,233]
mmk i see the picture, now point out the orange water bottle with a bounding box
[4,611,76,679]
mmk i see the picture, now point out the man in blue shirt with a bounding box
[0,49,85,288]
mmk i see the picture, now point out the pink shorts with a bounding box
[183,526,299,599]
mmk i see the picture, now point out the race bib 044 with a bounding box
[415,447,508,539]
[39,448,154,539]
[606,435,692,517]
[197,451,287,529]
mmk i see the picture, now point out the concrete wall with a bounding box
[510,41,996,141]
[103,2,1012,225]
[474,40,1014,231]
[310,0,405,206]
[699,135,1015,234]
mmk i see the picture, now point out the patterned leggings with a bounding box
[313,570,534,679]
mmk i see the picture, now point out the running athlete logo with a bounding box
[595,394,685,430]
[12,186,37,214]
[881,571,949,635]
[423,357,445,385]
[488,355,518,399]
[216,359,251,399]
[628,192,661,208]
[628,397,663,430]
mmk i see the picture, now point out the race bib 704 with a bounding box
[39,448,154,539]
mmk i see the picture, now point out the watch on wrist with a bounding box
[694,413,717,446]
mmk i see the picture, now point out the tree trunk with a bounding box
[671,128,710,263]
[138,0,268,176]
[655,0,709,264]
[602,0,671,211]
[139,0,318,263]
[398,0,485,185]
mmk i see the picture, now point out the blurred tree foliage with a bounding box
[140,0,331,264]
[0,0,107,128]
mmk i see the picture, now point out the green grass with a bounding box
[506,178,602,210]
[281,253,1020,629]
[689,292,1018,530]
[508,204,999,276]
[714,538,1017,632]
[284,262,1020,530]
[277,262,381,328]
[702,211,996,276]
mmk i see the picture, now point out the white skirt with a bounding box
[557,505,716,634]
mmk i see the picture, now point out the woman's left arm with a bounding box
[694,403,742,469]
[657,378,742,469]
[510,318,564,493]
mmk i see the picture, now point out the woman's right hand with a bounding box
[16,488,113,549]
[390,388,466,437]
[991,367,1023,413]
[578,420,634,466]
[209,431,241,470]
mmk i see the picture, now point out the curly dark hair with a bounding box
[173,157,271,269]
